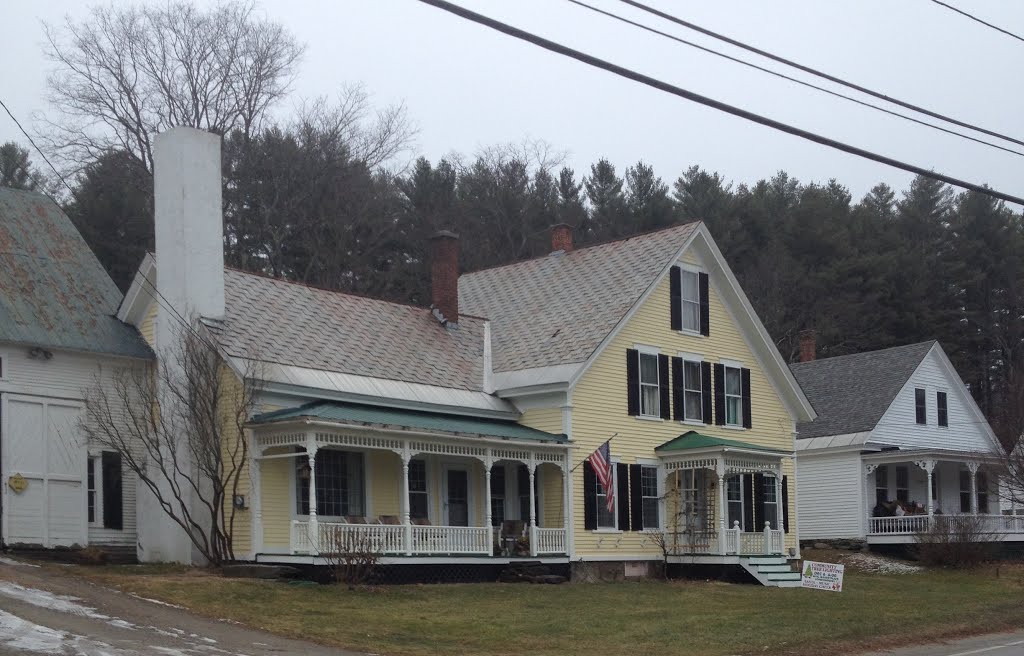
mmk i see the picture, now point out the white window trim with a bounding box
[87,455,103,528]
[676,266,704,336]
[408,457,430,522]
[914,387,928,426]
[762,473,780,530]
[678,355,705,424]
[637,459,663,532]
[635,349,662,419]
[722,363,744,428]
[633,343,661,355]
[594,457,621,532]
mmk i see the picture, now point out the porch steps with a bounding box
[740,556,802,588]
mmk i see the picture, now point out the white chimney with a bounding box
[153,127,225,326]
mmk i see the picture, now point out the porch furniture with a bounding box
[411,517,431,526]
[345,515,368,524]
[378,515,400,525]
[500,520,525,556]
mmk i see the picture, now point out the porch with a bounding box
[248,401,572,560]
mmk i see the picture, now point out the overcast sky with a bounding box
[3,0,1023,206]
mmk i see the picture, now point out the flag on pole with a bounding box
[588,439,615,513]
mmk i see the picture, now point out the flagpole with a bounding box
[569,433,618,473]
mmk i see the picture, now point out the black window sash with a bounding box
[698,272,710,336]
[101,452,123,531]
[626,349,640,416]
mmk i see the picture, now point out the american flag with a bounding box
[588,440,615,513]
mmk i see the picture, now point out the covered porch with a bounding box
[248,402,571,560]
[863,450,1024,543]
[656,432,791,558]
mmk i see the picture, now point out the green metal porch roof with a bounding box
[655,430,787,454]
[251,401,568,444]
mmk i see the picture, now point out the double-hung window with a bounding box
[682,360,704,422]
[915,388,927,424]
[937,391,948,427]
[680,269,701,333]
[762,476,779,530]
[639,352,661,418]
[977,472,990,513]
[724,365,743,426]
[297,449,365,518]
[641,465,660,529]
[409,459,428,520]
[726,475,743,530]
[490,464,506,526]
[596,468,617,529]
[959,470,972,513]
[87,457,99,525]
[874,465,889,505]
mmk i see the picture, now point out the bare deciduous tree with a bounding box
[41,0,305,173]
[81,327,259,565]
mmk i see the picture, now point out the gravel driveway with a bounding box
[0,556,365,656]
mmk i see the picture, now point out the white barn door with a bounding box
[2,395,87,548]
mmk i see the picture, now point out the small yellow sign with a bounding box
[7,474,28,494]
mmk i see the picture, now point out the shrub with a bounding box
[914,515,998,568]
[320,527,380,587]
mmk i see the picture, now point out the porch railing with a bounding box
[664,523,784,556]
[869,514,1024,536]
[412,525,491,555]
[535,527,567,554]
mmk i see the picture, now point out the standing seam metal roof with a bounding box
[0,188,151,358]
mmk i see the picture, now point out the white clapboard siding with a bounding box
[0,344,142,548]
[796,451,864,540]
[873,348,996,454]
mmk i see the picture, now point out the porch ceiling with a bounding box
[250,400,569,445]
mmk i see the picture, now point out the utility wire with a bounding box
[929,0,1024,44]
[414,0,1024,206]
[0,98,76,197]
[565,0,1024,159]
[616,0,1024,149]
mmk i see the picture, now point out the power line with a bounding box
[930,0,1024,44]
[616,0,1024,149]
[414,0,1024,206]
[565,0,1024,159]
[0,98,76,197]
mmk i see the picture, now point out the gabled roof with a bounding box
[251,400,567,444]
[656,430,788,454]
[459,223,699,373]
[790,341,936,439]
[214,269,487,392]
[0,188,151,359]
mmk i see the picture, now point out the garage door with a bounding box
[2,395,86,548]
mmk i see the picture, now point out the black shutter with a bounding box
[753,473,765,531]
[658,354,671,419]
[626,350,640,416]
[698,272,710,336]
[629,464,644,531]
[670,266,682,331]
[742,474,754,532]
[781,475,790,533]
[701,361,713,425]
[671,357,684,421]
[617,463,630,530]
[583,461,597,530]
[741,367,752,429]
[101,452,124,530]
[714,363,726,425]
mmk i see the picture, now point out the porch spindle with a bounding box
[401,455,412,556]
[307,445,319,554]
[528,462,538,557]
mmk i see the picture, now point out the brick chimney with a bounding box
[430,230,459,326]
[551,223,573,253]
[798,330,817,362]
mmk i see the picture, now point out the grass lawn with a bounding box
[71,557,1024,656]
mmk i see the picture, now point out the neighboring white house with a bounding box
[791,339,1022,545]
[0,188,152,556]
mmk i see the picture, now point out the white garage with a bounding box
[1,395,87,548]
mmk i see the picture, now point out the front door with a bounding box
[444,468,469,527]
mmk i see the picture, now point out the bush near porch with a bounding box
[70,561,1024,656]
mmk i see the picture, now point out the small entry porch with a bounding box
[248,401,572,560]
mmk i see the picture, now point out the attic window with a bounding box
[914,388,926,425]
[937,391,948,427]
[0,355,5,380]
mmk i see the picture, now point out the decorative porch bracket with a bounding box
[966,461,980,515]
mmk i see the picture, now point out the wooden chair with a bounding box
[345,515,368,524]
[500,520,525,556]
[377,515,400,525]
[411,516,431,526]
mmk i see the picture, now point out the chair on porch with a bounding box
[345,515,368,524]
[411,517,431,526]
[500,520,526,557]
[377,515,400,525]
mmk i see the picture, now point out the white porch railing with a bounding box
[291,521,406,554]
[664,523,784,556]
[869,514,1024,535]
[412,525,491,555]
[535,527,567,554]
[662,532,720,555]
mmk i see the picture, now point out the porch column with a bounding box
[528,457,538,557]
[562,458,571,555]
[401,444,412,556]
[251,455,263,554]
[967,461,980,515]
[774,467,783,531]
[306,443,319,554]
[916,459,936,516]
[716,457,727,555]
[864,464,878,536]
[484,452,493,556]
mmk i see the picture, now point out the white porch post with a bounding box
[484,450,493,554]
[916,459,936,517]
[248,431,263,556]
[774,466,783,531]
[967,461,980,515]
[864,463,878,536]
[717,457,727,555]
[528,456,538,557]
[562,458,571,555]
[401,441,412,556]
[306,437,319,555]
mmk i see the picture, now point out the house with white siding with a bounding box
[0,188,152,557]
[791,338,1022,545]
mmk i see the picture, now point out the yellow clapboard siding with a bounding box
[518,408,566,528]
[570,247,798,556]
[139,303,157,347]
[260,448,293,549]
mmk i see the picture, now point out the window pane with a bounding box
[726,397,741,425]
[641,467,658,497]
[727,476,741,501]
[725,367,741,395]
[641,384,660,417]
[762,476,777,503]
[682,301,700,332]
[409,459,426,493]
[684,391,703,420]
[411,493,429,519]
[684,361,702,390]
[490,465,505,495]
[639,353,659,383]
[681,270,699,300]
[643,498,659,528]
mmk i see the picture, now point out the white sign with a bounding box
[801,560,844,592]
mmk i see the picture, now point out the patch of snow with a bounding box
[0,556,40,568]
[840,552,922,574]
[128,592,185,610]
[0,609,66,654]
[107,618,138,630]
[0,581,110,620]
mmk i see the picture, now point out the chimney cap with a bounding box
[430,229,459,240]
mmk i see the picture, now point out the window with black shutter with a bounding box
[629,464,643,531]
[101,452,123,531]
[741,367,752,429]
[698,272,710,336]
[616,463,630,530]
[626,349,640,416]
[675,357,706,423]
[714,363,726,425]
[631,349,667,419]
[937,391,948,427]
[671,266,710,335]
[701,362,713,424]
[915,388,927,424]
[583,461,597,530]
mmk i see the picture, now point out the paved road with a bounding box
[0,556,364,656]
[859,630,1024,656]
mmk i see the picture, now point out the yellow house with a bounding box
[119,127,814,584]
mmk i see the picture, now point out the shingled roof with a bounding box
[215,269,486,391]
[459,223,699,373]
[790,341,936,439]
[0,188,151,358]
